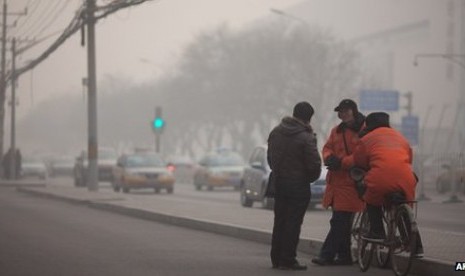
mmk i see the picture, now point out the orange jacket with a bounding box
[322,120,365,212]
[353,127,416,206]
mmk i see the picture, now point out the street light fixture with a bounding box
[413,53,465,70]
[269,8,308,25]
[413,52,465,203]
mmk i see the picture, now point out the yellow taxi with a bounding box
[193,149,245,191]
[112,152,175,194]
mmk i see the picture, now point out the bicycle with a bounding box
[351,208,389,267]
[350,168,419,276]
[352,207,391,269]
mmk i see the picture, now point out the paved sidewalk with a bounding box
[3,181,462,276]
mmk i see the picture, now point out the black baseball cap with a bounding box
[334,99,358,112]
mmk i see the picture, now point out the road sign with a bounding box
[401,115,419,145]
[360,89,399,111]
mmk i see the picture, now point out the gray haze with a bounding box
[4,0,464,161]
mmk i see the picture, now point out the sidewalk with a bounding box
[3,180,460,276]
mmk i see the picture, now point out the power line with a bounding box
[11,0,156,81]
[13,0,41,33]
[34,2,70,38]
[19,1,62,38]
[17,1,55,37]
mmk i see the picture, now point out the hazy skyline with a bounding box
[7,0,302,119]
[5,0,465,150]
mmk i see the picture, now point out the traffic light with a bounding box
[153,117,165,129]
[152,106,165,133]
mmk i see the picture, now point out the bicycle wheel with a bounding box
[376,209,391,268]
[350,212,363,263]
[390,204,417,276]
[357,212,374,272]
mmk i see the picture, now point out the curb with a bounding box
[17,187,456,276]
[0,181,47,188]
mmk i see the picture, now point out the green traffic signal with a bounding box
[153,117,165,129]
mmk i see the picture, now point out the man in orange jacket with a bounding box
[312,99,365,266]
[353,112,423,256]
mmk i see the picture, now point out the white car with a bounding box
[21,157,48,180]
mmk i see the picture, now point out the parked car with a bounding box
[193,149,245,191]
[240,145,326,210]
[74,147,118,187]
[112,152,175,193]
[21,156,48,180]
[49,155,75,177]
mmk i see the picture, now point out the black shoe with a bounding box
[278,262,307,270]
[311,257,333,266]
[414,248,424,259]
[333,258,353,266]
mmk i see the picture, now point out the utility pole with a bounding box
[8,37,15,179]
[0,0,153,185]
[0,1,26,179]
[86,0,98,191]
[0,0,7,178]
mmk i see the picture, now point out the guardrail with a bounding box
[416,152,464,203]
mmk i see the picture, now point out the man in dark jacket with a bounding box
[267,101,322,270]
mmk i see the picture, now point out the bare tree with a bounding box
[17,21,366,160]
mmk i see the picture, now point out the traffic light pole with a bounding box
[155,132,160,153]
[154,106,162,153]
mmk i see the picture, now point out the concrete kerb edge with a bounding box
[1,182,47,188]
[92,202,274,244]
[16,187,455,275]
[16,187,93,206]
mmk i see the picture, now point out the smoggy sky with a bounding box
[6,0,465,130]
[7,0,302,117]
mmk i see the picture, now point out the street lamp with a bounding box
[269,8,308,25]
[413,53,465,203]
[413,53,465,70]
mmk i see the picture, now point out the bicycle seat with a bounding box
[384,192,406,205]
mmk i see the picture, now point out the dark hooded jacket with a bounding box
[267,116,322,198]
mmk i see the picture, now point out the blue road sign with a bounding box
[360,90,399,111]
[401,115,419,146]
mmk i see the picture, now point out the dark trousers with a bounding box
[319,211,354,261]
[367,204,424,254]
[270,195,310,267]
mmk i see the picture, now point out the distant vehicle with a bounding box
[240,145,326,210]
[240,145,274,209]
[73,147,118,187]
[112,152,175,193]
[21,156,48,180]
[435,165,465,194]
[309,167,327,209]
[49,156,75,177]
[193,149,245,191]
[166,155,195,184]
